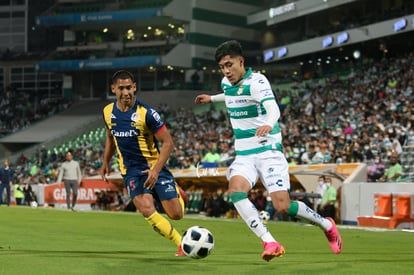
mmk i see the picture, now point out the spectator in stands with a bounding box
[300,145,314,164]
[279,94,291,113]
[251,189,267,212]
[218,142,233,167]
[0,86,72,138]
[13,181,24,205]
[202,143,221,168]
[404,129,414,146]
[22,179,34,206]
[0,160,14,206]
[390,133,403,156]
[367,155,386,182]
[57,151,82,211]
[379,152,403,182]
[319,177,337,220]
[311,145,324,164]
[205,191,227,217]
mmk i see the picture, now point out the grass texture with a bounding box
[0,207,413,275]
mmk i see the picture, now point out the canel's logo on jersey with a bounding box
[111,129,138,137]
[131,112,139,122]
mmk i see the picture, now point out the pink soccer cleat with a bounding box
[324,217,343,254]
[261,241,285,262]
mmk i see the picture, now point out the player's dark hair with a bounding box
[111,70,135,84]
[214,40,243,63]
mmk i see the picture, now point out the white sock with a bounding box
[234,198,276,243]
[295,201,332,230]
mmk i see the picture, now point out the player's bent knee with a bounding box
[272,200,291,214]
[165,207,183,220]
[164,202,184,220]
[168,212,183,220]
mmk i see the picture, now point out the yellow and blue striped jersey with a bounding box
[103,99,166,176]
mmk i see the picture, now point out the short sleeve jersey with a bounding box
[103,99,165,176]
[221,68,281,155]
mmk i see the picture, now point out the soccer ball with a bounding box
[30,201,38,208]
[181,226,214,259]
[259,210,271,222]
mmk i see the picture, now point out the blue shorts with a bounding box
[124,169,178,201]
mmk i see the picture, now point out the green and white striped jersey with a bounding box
[221,68,282,156]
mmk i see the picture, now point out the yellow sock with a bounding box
[145,212,182,246]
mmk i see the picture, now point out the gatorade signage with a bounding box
[44,179,119,204]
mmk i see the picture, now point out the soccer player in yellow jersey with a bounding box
[101,70,185,256]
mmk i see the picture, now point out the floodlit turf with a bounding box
[0,207,413,275]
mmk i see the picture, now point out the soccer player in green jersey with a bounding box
[195,40,342,261]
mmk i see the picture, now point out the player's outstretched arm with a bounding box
[195,93,225,104]
[195,94,212,104]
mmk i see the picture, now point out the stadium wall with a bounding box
[341,182,414,225]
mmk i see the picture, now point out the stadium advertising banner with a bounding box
[36,8,162,27]
[44,179,119,205]
[36,56,161,71]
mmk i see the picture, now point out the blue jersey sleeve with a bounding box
[145,108,165,134]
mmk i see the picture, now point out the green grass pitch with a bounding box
[0,207,413,275]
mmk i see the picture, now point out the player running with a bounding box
[195,40,342,261]
[100,70,186,256]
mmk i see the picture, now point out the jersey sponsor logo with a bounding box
[111,113,116,119]
[260,89,273,97]
[229,110,248,117]
[160,178,174,185]
[165,184,175,193]
[258,138,268,145]
[131,112,139,122]
[237,86,243,95]
[151,109,161,122]
[235,99,247,104]
[111,129,138,137]
[267,180,283,187]
[258,79,265,84]
[275,179,283,187]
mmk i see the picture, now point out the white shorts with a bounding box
[226,150,290,193]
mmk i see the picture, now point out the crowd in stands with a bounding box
[0,86,72,138]
[3,51,414,214]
